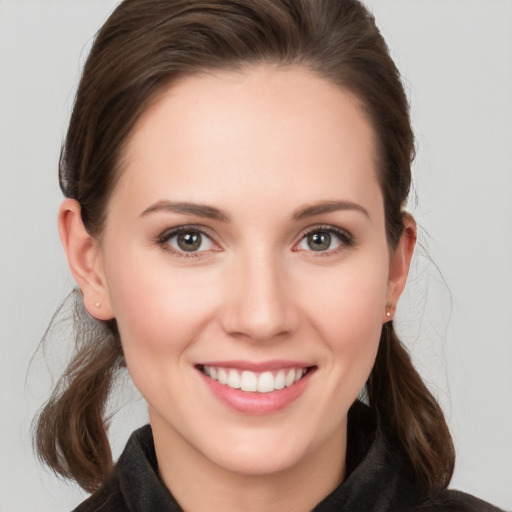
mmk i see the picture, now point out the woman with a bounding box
[33,0,503,510]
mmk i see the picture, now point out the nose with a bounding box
[220,250,299,343]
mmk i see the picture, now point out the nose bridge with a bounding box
[222,246,297,342]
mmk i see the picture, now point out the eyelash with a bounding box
[294,225,355,255]
[155,224,355,258]
[156,226,219,259]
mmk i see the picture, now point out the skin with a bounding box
[59,65,415,512]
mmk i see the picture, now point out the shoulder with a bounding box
[73,482,125,512]
[72,425,181,512]
[420,489,505,512]
[316,402,505,512]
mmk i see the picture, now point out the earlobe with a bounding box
[58,198,115,320]
[384,214,416,322]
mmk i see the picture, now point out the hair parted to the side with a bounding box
[34,0,455,495]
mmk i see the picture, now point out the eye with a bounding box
[158,227,217,256]
[295,227,353,253]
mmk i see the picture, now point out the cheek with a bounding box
[104,254,224,406]
[296,255,388,382]
[103,250,219,356]
[298,254,389,330]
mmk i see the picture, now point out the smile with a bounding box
[199,365,311,393]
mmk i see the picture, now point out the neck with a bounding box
[150,410,347,512]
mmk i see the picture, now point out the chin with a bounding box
[208,442,308,477]
[198,422,333,477]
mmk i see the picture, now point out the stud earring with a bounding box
[385,302,394,318]
[95,302,101,308]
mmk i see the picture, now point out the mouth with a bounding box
[196,364,315,393]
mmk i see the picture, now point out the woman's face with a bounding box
[94,66,410,477]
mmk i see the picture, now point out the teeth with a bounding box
[274,370,285,390]
[227,369,241,389]
[285,369,296,387]
[240,371,257,392]
[257,371,274,393]
[217,368,228,385]
[202,365,307,393]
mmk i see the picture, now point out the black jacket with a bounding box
[74,403,503,511]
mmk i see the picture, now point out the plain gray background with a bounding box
[1,1,511,510]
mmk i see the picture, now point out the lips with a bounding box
[200,365,308,393]
[195,361,315,414]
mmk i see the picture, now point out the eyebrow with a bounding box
[140,199,368,222]
[292,200,369,221]
[140,200,230,222]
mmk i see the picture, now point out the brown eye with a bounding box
[177,231,202,252]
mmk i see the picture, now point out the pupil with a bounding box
[177,232,201,251]
[308,232,331,251]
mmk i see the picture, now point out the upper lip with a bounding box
[196,360,314,372]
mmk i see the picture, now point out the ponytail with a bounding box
[367,322,455,495]
[33,290,124,493]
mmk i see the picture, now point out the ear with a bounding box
[58,198,115,320]
[384,213,416,322]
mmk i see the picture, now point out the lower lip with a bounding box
[198,369,314,415]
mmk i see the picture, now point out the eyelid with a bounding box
[293,224,355,253]
[156,224,222,257]
[154,223,354,257]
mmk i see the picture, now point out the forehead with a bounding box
[113,65,381,218]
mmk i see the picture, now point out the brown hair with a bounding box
[35,0,454,496]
